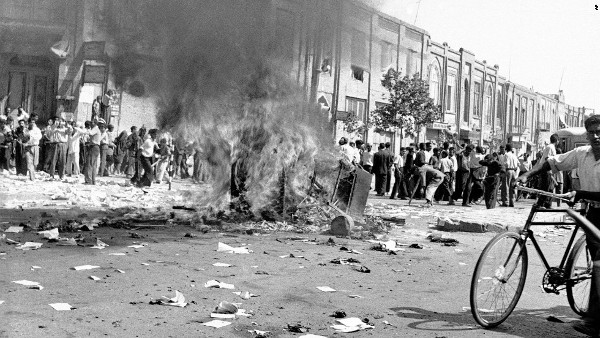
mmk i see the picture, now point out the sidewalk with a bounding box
[366,191,567,233]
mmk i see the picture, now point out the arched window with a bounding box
[496,89,502,123]
[463,79,470,122]
[484,84,493,125]
[428,63,440,105]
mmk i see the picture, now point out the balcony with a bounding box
[537,121,551,131]
[509,125,528,136]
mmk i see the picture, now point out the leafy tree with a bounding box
[370,70,441,137]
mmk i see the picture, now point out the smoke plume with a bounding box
[108,0,336,215]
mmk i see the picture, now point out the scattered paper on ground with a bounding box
[212,262,232,267]
[331,317,374,332]
[299,335,329,338]
[15,242,43,250]
[0,301,4,305]
[201,320,232,328]
[72,265,100,271]
[49,303,74,311]
[211,313,236,319]
[12,280,43,290]
[217,242,251,254]
[128,244,146,249]
[233,291,257,299]
[91,239,109,249]
[5,226,23,233]
[31,266,41,270]
[316,286,336,292]
[89,276,101,281]
[38,228,59,239]
[160,290,187,307]
[108,253,126,256]
[205,280,235,289]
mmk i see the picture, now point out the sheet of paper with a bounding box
[38,228,59,239]
[212,262,232,267]
[49,303,73,311]
[5,226,23,233]
[316,286,336,292]
[202,320,232,328]
[72,265,100,271]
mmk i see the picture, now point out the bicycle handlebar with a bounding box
[515,183,572,202]
[566,209,600,242]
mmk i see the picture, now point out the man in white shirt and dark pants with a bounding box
[500,144,520,207]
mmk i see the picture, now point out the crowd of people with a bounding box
[338,135,561,209]
[0,108,209,188]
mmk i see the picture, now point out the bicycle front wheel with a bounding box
[566,234,592,316]
[470,232,528,328]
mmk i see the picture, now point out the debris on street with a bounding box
[49,303,75,311]
[12,280,44,290]
[15,242,43,250]
[331,317,373,332]
[217,242,251,254]
[204,280,235,289]
[72,265,100,271]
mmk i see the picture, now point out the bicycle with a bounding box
[470,184,600,328]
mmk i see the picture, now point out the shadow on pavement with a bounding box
[391,305,584,337]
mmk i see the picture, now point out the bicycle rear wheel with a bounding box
[566,234,592,316]
[470,232,528,328]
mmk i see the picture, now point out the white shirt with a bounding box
[505,151,520,170]
[541,144,556,164]
[450,155,458,172]
[469,152,484,169]
[68,130,82,153]
[339,144,353,163]
[352,147,361,164]
[424,150,432,163]
[548,146,600,191]
[440,157,454,173]
[28,125,42,146]
[141,138,156,157]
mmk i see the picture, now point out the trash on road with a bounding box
[31,266,42,270]
[298,334,328,338]
[340,247,363,254]
[546,315,565,323]
[348,295,362,298]
[217,242,251,254]
[56,238,77,246]
[108,253,126,256]
[72,265,100,271]
[279,253,305,258]
[408,243,423,249]
[233,291,258,299]
[38,228,59,239]
[367,240,404,252]
[12,280,44,290]
[150,290,187,307]
[4,226,23,233]
[354,266,371,273]
[316,286,336,292]
[201,320,232,328]
[0,301,4,305]
[212,262,232,267]
[91,239,109,249]
[331,317,373,332]
[287,323,310,333]
[15,242,43,250]
[128,244,147,249]
[332,310,347,318]
[428,234,459,246]
[89,276,102,281]
[205,280,235,289]
[49,303,75,311]
[247,329,270,338]
[330,258,360,265]
[115,269,125,273]
[211,300,250,318]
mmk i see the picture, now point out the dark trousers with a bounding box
[374,173,387,195]
[50,142,67,179]
[462,170,484,205]
[483,174,500,209]
[584,208,600,322]
[44,142,56,173]
[84,145,100,184]
[15,143,26,175]
[390,168,407,198]
[453,170,469,201]
[362,165,372,173]
[139,155,153,187]
[538,171,555,208]
[99,144,108,177]
[0,145,10,170]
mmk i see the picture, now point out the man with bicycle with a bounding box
[517,115,600,337]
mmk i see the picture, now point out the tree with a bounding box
[370,70,441,138]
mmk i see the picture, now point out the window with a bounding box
[474,81,481,118]
[380,41,395,71]
[484,84,493,125]
[496,89,502,124]
[521,97,528,126]
[351,65,364,82]
[428,63,440,105]
[463,79,470,122]
[346,97,367,123]
[446,71,457,113]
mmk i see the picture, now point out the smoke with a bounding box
[108,0,336,215]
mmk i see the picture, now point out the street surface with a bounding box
[0,172,588,337]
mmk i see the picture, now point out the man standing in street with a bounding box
[384,142,394,194]
[453,145,472,203]
[415,164,445,207]
[501,144,520,207]
[79,119,102,185]
[372,143,388,196]
[517,116,600,337]
[437,150,455,205]
[538,134,558,208]
[390,147,407,200]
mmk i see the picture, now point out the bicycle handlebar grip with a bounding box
[566,209,600,242]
